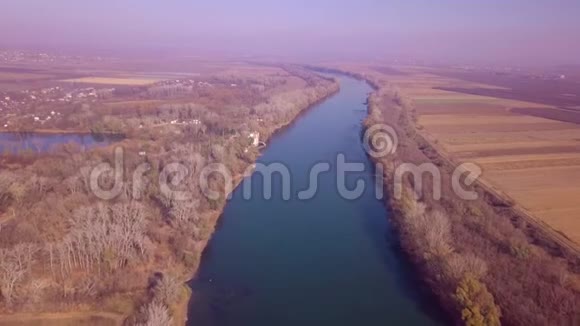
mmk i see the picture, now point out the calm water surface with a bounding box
[187,76,448,325]
[0,132,121,154]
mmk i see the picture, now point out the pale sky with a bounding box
[1,0,579,65]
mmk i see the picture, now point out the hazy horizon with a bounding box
[2,0,580,66]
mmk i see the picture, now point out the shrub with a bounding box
[138,300,173,326]
[0,172,16,208]
[508,239,531,260]
[424,211,453,258]
[455,275,501,326]
[182,251,199,269]
[445,253,488,282]
[153,273,182,306]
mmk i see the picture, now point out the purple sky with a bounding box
[1,0,579,65]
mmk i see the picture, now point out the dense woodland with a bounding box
[0,66,338,324]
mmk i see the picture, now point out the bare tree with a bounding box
[446,253,488,281]
[153,273,182,306]
[406,199,426,220]
[169,200,198,223]
[1,261,25,305]
[424,211,453,258]
[64,174,84,195]
[0,171,15,207]
[64,202,150,272]
[28,279,50,304]
[138,301,173,326]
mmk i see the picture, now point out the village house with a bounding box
[248,132,260,147]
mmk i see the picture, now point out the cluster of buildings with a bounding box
[0,85,113,113]
[169,119,203,126]
[63,87,114,101]
[32,110,61,124]
[0,85,97,129]
[153,78,252,90]
[0,50,108,65]
[0,50,59,64]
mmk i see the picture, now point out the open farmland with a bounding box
[376,66,580,245]
[330,62,580,326]
[62,76,162,86]
[0,72,52,81]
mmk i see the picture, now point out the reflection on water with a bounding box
[0,132,123,154]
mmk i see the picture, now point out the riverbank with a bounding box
[175,78,340,325]
[342,66,580,325]
[185,75,447,325]
[0,67,339,326]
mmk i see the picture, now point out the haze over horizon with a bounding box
[2,0,579,66]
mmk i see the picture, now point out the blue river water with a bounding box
[187,76,448,325]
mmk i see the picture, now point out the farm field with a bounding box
[0,72,51,81]
[378,66,580,245]
[62,76,162,85]
[0,59,286,90]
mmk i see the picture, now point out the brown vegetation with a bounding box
[346,66,580,325]
[364,66,580,247]
[0,63,338,324]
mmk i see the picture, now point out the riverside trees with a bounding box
[363,71,578,325]
[0,67,338,320]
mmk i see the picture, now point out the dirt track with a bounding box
[0,312,123,326]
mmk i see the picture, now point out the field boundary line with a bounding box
[415,128,580,257]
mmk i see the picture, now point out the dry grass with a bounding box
[0,311,124,326]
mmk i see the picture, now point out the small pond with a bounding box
[0,132,123,154]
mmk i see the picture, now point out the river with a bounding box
[187,76,448,325]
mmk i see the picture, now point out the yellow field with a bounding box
[369,66,580,244]
[63,77,161,85]
[0,72,50,81]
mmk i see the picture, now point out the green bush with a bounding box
[455,275,501,326]
[509,240,530,260]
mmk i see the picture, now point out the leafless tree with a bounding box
[1,260,25,305]
[138,301,173,326]
[64,202,150,272]
[153,273,182,306]
[406,199,426,220]
[424,211,453,258]
[64,174,84,195]
[28,279,50,303]
[0,171,16,206]
[169,200,198,223]
[10,244,30,270]
[446,252,488,281]
[28,175,51,198]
